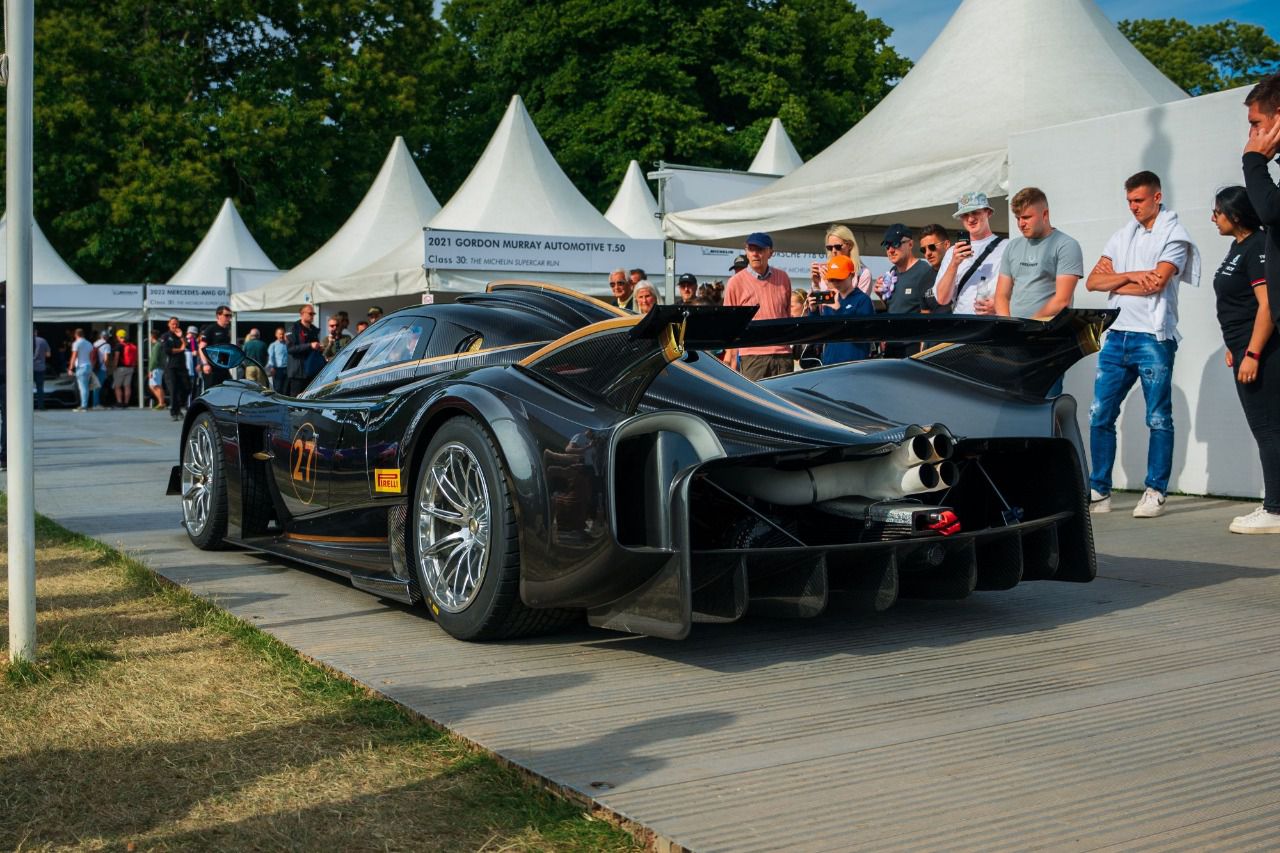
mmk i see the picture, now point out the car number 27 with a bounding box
[289,422,319,504]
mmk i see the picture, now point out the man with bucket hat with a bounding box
[932,191,1007,315]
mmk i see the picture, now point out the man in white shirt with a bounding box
[932,191,1007,315]
[1084,170,1197,519]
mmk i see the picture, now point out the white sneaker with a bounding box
[1229,506,1280,534]
[1132,488,1166,518]
[1089,488,1111,514]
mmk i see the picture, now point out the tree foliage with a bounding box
[444,0,909,209]
[2,0,908,282]
[1119,17,1280,96]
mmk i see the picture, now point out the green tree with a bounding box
[1119,17,1280,96]
[4,0,465,282]
[442,0,909,209]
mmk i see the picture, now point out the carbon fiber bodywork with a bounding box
[169,281,1110,640]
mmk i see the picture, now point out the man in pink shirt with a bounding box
[721,231,794,379]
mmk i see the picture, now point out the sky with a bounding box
[862,0,1280,63]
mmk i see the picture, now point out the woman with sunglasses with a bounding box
[810,224,872,298]
[1211,185,1280,534]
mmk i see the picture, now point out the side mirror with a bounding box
[204,343,246,370]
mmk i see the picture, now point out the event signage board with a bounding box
[673,244,825,282]
[424,229,664,275]
[34,284,143,309]
[145,285,229,311]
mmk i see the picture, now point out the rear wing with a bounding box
[518,306,1115,410]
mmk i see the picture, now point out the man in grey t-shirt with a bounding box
[995,187,1083,319]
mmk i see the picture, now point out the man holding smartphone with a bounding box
[932,192,1007,314]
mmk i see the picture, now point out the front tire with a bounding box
[182,412,229,549]
[411,417,572,640]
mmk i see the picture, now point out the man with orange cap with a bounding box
[806,254,874,365]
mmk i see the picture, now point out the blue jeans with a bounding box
[1089,331,1176,495]
[74,365,92,408]
[34,369,45,409]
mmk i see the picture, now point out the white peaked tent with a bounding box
[168,198,277,287]
[748,118,803,176]
[663,0,1186,249]
[233,136,440,310]
[0,213,85,284]
[605,160,662,239]
[431,95,625,237]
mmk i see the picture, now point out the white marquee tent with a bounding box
[232,136,441,311]
[168,198,278,287]
[605,160,663,239]
[1,214,146,324]
[345,94,636,301]
[432,95,626,239]
[748,118,803,176]
[663,0,1187,249]
[0,213,85,286]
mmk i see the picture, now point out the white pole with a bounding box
[6,0,37,663]
[136,319,144,407]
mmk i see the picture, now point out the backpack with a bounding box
[121,342,138,367]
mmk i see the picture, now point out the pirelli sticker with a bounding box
[374,468,402,494]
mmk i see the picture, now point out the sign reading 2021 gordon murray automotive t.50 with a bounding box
[424,229,664,275]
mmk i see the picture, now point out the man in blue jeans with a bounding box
[1085,171,1199,518]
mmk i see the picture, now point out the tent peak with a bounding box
[430,94,625,237]
[749,118,803,176]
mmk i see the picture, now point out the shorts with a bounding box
[149,368,163,388]
[114,366,135,386]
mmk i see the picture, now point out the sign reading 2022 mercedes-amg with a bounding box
[169,281,1111,641]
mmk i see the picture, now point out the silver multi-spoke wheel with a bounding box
[182,419,217,537]
[417,441,491,613]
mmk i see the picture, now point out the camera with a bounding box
[811,289,835,304]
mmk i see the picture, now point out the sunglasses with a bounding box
[1211,209,1224,217]
[882,239,908,249]
[217,312,231,317]
[824,244,846,252]
[919,242,942,253]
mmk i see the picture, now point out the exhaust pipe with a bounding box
[714,457,957,505]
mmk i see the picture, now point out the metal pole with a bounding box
[136,319,144,407]
[7,0,37,663]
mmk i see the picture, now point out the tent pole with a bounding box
[7,0,37,663]
[136,318,144,408]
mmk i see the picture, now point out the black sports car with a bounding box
[170,281,1111,641]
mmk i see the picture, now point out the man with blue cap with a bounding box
[721,231,795,379]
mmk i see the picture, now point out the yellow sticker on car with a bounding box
[374,468,402,494]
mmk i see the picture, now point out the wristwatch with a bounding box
[1246,350,1261,361]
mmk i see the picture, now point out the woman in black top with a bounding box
[1211,185,1280,533]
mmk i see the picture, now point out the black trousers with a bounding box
[1233,342,1280,511]
[285,376,310,397]
[164,367,188,417]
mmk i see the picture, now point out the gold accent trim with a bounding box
[487,279,629,317]
[306,341,540,396]
[671,360,855,432]
[284,532,387,544]
[517,316,642,365]
[912,342,954,359]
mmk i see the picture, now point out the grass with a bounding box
[1,505,642,852]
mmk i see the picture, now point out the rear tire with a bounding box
[411,417,574,640]
[182,412,229,549]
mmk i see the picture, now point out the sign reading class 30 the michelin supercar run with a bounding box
[425,229,664,275]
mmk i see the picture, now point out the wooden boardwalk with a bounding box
[19,410,1280,851]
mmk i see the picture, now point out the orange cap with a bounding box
[824,255,855,281]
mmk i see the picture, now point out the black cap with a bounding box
[730,254,748,271]
[677,273,698,287]
[880,224,912,247]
